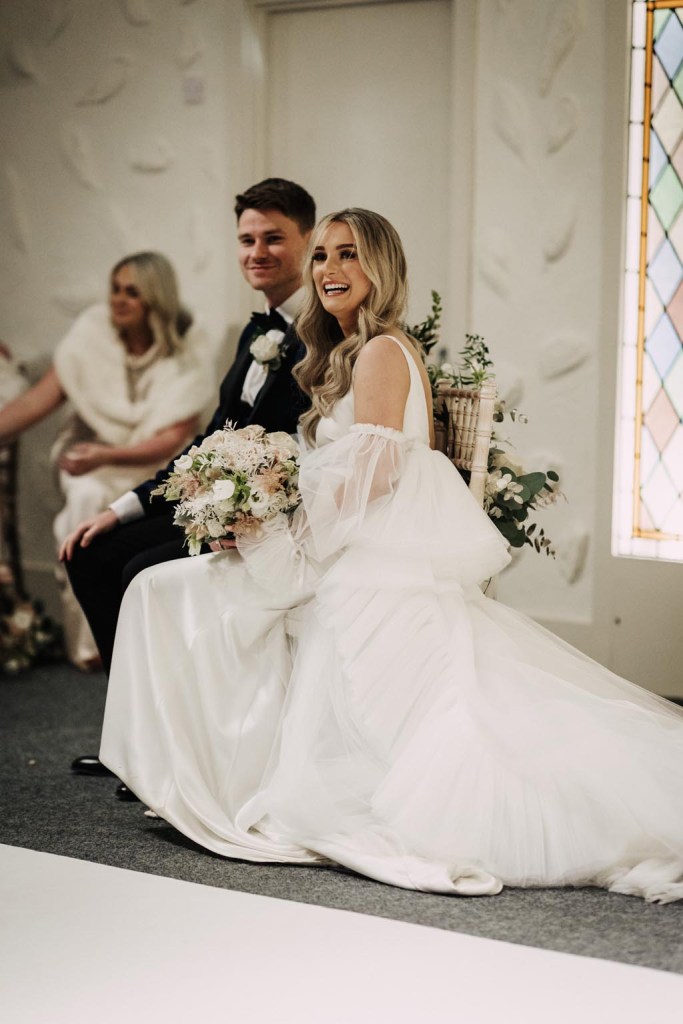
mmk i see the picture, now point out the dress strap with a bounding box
[376,333,423,389]
[375,334,420,379]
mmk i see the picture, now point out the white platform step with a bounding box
[1,844,681,1023]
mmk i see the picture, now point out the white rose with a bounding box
[174,454,193,471]
[212,479,236,501]
[248,491,270,516]
[267,431,299,456]
[206,519,226,538]
[11,609,33,631]
[238,424,266,441]
[251,329,284,364]
[269,492,290,512]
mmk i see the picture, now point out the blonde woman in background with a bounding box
[0,251,213,669]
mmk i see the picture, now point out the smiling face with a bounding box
[237,208,311,310]
[109,263,148,335]
[312,221,372,336]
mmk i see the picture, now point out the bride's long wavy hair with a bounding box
[295,209,409,443]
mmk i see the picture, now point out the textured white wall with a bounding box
[265,1,452,330]
[0,0,244,605]
[467,0,608,625]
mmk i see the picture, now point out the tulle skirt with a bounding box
[101,440,683,903]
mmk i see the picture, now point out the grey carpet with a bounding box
[1,663,681,974]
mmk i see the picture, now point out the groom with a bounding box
[63,178,315,781]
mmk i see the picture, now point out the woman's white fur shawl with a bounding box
[53,304,213,447]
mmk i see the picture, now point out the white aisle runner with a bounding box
[1,844,680,1024]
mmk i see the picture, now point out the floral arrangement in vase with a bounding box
[408,293,561,556]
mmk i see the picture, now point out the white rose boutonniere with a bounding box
[250,329,286,371]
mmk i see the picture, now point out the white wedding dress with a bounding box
[101,337,683,902]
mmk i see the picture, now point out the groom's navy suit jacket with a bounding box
[135,321,309,517]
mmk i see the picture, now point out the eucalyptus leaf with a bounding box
[496,520,527,547]
[518,472,546,496]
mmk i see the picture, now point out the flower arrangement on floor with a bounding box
[0,352,64,673]
[408,293,561,556]
[0,565,62,674]
[152,424,301,554]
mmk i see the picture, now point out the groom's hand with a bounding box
[59,508,119,561]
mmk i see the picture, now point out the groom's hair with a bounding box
[234,178,316,234]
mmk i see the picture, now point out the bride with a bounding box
[101,209,683,903]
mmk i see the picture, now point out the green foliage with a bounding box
[412,294,562,560]
[406,290,443,355]
[485,462,561,556]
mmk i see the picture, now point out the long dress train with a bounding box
[101,336,683,902]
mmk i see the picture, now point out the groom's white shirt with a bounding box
[109,288,304,525]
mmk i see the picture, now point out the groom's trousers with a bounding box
[66,516,189,674]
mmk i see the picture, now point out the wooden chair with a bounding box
[433,379,497,507]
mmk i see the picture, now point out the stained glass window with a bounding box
[614,0,683,560]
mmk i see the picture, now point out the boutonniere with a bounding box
[249,328,287,371]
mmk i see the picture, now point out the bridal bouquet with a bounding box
[152,424,301,555]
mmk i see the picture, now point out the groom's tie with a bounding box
[250,308,288,335]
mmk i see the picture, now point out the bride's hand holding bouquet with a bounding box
[152,424,301,555]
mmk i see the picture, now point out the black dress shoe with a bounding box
[70,755,115,777]
[115,783,140,802]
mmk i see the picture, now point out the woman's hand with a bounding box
[58,418,200,475]
[208,538,237,552]
[59,509,118,561]
[58,442,111,475]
